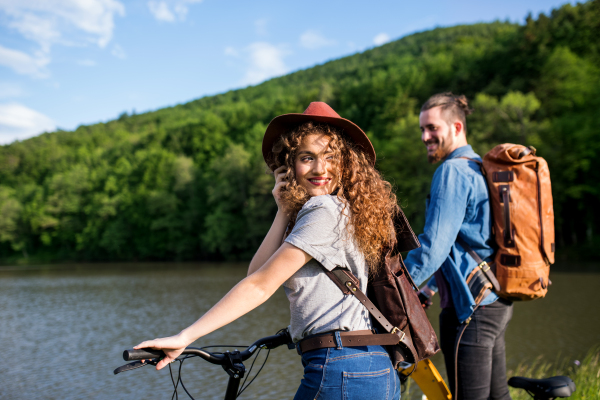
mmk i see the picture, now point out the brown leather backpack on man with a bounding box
[482,144,555,301]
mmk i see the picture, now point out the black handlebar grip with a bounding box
[123,348,165,361]
[260,330,294,350]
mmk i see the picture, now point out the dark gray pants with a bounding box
[440,298,513,400]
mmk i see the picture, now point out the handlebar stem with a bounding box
[222,351,246,379]
[222,351,246,400]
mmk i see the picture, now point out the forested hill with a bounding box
[0,1,598,263]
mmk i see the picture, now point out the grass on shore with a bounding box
[508,347,600,400]
[401,346,599,400]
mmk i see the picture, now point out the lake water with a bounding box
[1,262,598,399]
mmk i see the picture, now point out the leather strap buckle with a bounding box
[391,327,406,342]
[478,261,490,272]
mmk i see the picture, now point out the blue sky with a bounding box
[0,0,574,144]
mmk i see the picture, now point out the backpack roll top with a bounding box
[483,144,555,301]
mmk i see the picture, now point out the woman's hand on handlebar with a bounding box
[134,334,190,371]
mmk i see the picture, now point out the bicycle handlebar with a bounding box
[123,330,293,365]
[124,348,165,360]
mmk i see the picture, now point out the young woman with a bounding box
[135,102,401,400]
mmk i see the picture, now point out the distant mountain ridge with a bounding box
[0,1,598,263]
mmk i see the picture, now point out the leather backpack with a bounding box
[367,250,441,366]
[481,144,555,301]
[322,209,440,368]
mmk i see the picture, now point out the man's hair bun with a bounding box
[455,94,473,116]
[421,92,473,133]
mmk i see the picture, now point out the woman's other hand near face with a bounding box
[272,165,289,213]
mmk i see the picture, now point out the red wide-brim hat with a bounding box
[262,102,376,170]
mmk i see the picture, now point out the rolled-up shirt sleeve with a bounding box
[426,276,438,292]
[404,162,471,286]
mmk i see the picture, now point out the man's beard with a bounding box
[426,140,452,164]
[427,147,445,164]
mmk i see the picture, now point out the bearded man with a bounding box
[404,92,513,400]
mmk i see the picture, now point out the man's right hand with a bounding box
[418,285,436,309]
[418,292,433,309]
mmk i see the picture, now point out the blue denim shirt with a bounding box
[404,145,498,323]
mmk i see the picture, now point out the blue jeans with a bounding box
[294,336,400,400]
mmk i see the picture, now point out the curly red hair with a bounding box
[270,122,399,273]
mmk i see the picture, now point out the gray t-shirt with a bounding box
[284,195,372,342]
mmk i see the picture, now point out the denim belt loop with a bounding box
[334,331,343,350]
[296,342,303,356]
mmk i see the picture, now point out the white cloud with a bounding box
[299,30,336,50]
[241,42,289,86]
[373,33,391,46]
[255,18,268,36]
[148,1,175,22]
[77,59,97,66]
[147,0,202,23]
[0,0,125,76]
[224,46,238,57]
[0,102,56,144]
[111,44,126,59]
[0,0,126,49]
[0,44,50,78]
[173,3,188,19]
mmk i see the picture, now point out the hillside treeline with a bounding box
[0,1,598,263]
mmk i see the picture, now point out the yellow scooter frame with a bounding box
[398,359,452,400]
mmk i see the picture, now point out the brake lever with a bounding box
[114,359,159,375]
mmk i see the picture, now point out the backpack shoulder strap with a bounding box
[455,156,501,292]
[456,236,501,293]
[458,156,486,177]
[316,265,420,368]
[457,156,482,165]
[322,266,404,337]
